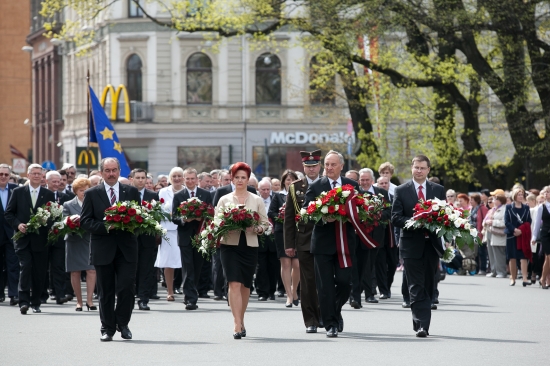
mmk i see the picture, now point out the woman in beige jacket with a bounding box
[487,195,508,278]
[217,163,269,339]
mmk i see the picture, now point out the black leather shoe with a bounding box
[233,332,242,339]
[350,300,362,309]
[56,298,67,305]
[337,317,344,332]
[213,295,223,301]
[93,293,99,300]
[174,289,183,294]
[65,294,74,301]
[185,303,198,310]
[416,328,428,337]
[268,294,275,300]
[117,325,132,340]
[198,293,210,298]
[0,296,4,302]
[150,295,160,300]
[10,297,19,306]
[292,298,299,306]
[433,298,439,304]
[326,327,338,338]
[258,296,268,301]
[40,299,47,304]
[241,328,246,337]
[402,301,411,308]
[20,304,29,315]
[100,333,113,342]
[138,301,150,311]
[366,296,378,303]
[431,303,437,310]
[31,306,41,313]
[306,326,317,333]
[379,294,389,300]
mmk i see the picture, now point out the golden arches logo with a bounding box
[77,149,97,166]
[100,84,131,123]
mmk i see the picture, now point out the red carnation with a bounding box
[444,214,449,220]
[238,213,245,221]
[189,206,195,211]
[207,233,214,240]
[147,204,152,210]
[160,198,165,203]
[253,212,260,221]
[46,202,51,207]
[106,215,113,222]
[224,212,231,218]
[122,216,131,224]
[68,222,76,229]
[53,228,59,234]
[307,205,316,214]
[427,217,433,223]
[328,206,336,214]
[436,217,443,222]
[135,215,143,223]
[432,211,438,217]
[113,214,122,222]
[342,184,354,191]
[118,206,127,213]
[127,208,136,216]
[142,200,147,206]
[338,206,346,216]
[444,220,450,226]
[245,213,252,219]
[195,210,203,217]
[295,215,301,222]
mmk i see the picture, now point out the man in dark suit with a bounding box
[284,150,322,333]
[58,169,76,199]
[304,150,359,338]
[5,164,55,314]
[211,170,257,301]
[171,168,213,310]
[131,168,159,311]
[80,158,141,341]
[350,168,391,308]
[256,179,278,301]
[0,164,20,306]
[391,155,445,337]
[46,171,72,304]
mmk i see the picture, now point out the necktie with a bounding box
[191,191,195,197]
[332,180,338,188]
[140,192,143,202]
[67,185,71,192]
[110,187,116,205]
[31,190,37,207]
[55,192,59,203]
[418,185,425,201]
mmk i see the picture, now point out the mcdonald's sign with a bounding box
[76,147,99,169]
[100,84,131,123]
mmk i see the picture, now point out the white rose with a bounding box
[464,223,471,230]
[342,191,351,198]
[470,228,478,237]
[334,204,339,211]
[300,208,307,215]
[445,207,453,215]
[135,209,141,215]
[454,220,461,228]
[432,204,440,211]
[321,206,329,214]
[316,199,322,206]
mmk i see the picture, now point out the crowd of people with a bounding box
[1,150,548,341]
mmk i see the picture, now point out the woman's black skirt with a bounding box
[220,231,258,288]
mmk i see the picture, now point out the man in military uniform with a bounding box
[284,150,322,333]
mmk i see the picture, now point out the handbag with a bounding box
[490,226,506,236]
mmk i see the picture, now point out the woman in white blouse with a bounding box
[487,195,508,278]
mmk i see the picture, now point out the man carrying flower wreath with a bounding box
[5,164,56,315]
[391,155,446,338]
[303,150,359,338]
[80,158,141,342]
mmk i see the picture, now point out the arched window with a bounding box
[186,53,212,104]
[309,56,335,105]
[255,53,281,105]
[126,54,142,101]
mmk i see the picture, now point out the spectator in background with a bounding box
[526,193,537,209]
[532,186,550,289]
[145,175,154,191]
[89,175,101,187]
[210,169,221,190]
[271,179,281,193]
[197,172,213,191]
[486,194,508,278]
[456,193,470,210]
[154,183,163,192]
[377,162,397,195]
[248,176,259,190]
[480,189,491,207]
[470,193,489,275]
[428,176,440,184]
[504,188,532,287]
[157,175,168,187]
[345,170,360,182]
[446,189,457,205]
[61,163,77,192]
[89,170,101,177]
[220,170,231,187]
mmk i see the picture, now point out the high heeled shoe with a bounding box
[522,281,532,287]
[241,327,246,337]
[75,305,82,312]
[292,298,299,306]
[510,280,516,286]
[233,332,242,339]
[285,302,292,308]
[86,303,97,311]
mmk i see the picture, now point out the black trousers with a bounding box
[49,244,66,300]
[255,249,279,297]
[197,259,212,295]
[375,245,390,296]
[0,237,19,298]
[403,241,439,332]
[314,253,352,330]
[386,244,399,290]
[180,244,204,305]
[15,246,48,307]
[297,250,321,327]
[136,244,157,304]
[212,250,226,297]
[351,245,378,304]
[94,247,137,336]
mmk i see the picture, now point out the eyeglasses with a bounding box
[0,173,10,177]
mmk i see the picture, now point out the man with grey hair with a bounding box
[5,163,55,314]
[89,175,101,187]
[197,172,212,191]
[209,169,221,191]
[0,163,20,305]
[248,176,259,190]
[157,175,168,188]
[61,163,77,192]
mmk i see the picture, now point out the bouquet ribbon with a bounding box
[335,194,380,268]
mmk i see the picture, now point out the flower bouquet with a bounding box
[193,203,265,259]
[48,215,86,243]
[104,201,168,240]
[274,203,286,224]
[356,193,392,233]
[301,184,357,224]
[141,198,171,223]
[12,201,64,242]
[177,197,215,221]
[404,198,478,262]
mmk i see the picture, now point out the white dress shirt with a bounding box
[186,186,198,197]
[412,180,427,199]
[329,177,342,188]
[104,181,120,203]
[306,176,320,185]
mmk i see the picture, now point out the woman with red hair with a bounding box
[216,162,270,339]
[456,193,471,210]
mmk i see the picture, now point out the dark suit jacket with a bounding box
[391,180,446,258]
[212,184,257,207]
[171,187,213,247]
[61,190,76,200]
[284,178,315,252]
[4,185,56,252]
[138,189,159,248]
[304,176,360,255]
[80,183,141,265]
[358,186,391,250]
[268,192,285,233]
[0,183,18,244]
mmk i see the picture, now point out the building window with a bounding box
[309,56,336,105]
[253,145,319,178]
[255,53,281,105]
[177,146,221,173]
[127,54,142,101]
[124,147,148,171]
[186,53,212,104]
[128,0,144,18]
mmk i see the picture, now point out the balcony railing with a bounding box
[103,101,154,122]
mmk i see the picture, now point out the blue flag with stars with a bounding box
[89,86,131,178]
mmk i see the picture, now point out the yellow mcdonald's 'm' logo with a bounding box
[100,84,131,123]
[77,149,97,166]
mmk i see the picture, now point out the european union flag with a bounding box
[89,86,131,178]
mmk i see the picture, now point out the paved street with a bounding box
[1,273,548,365]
